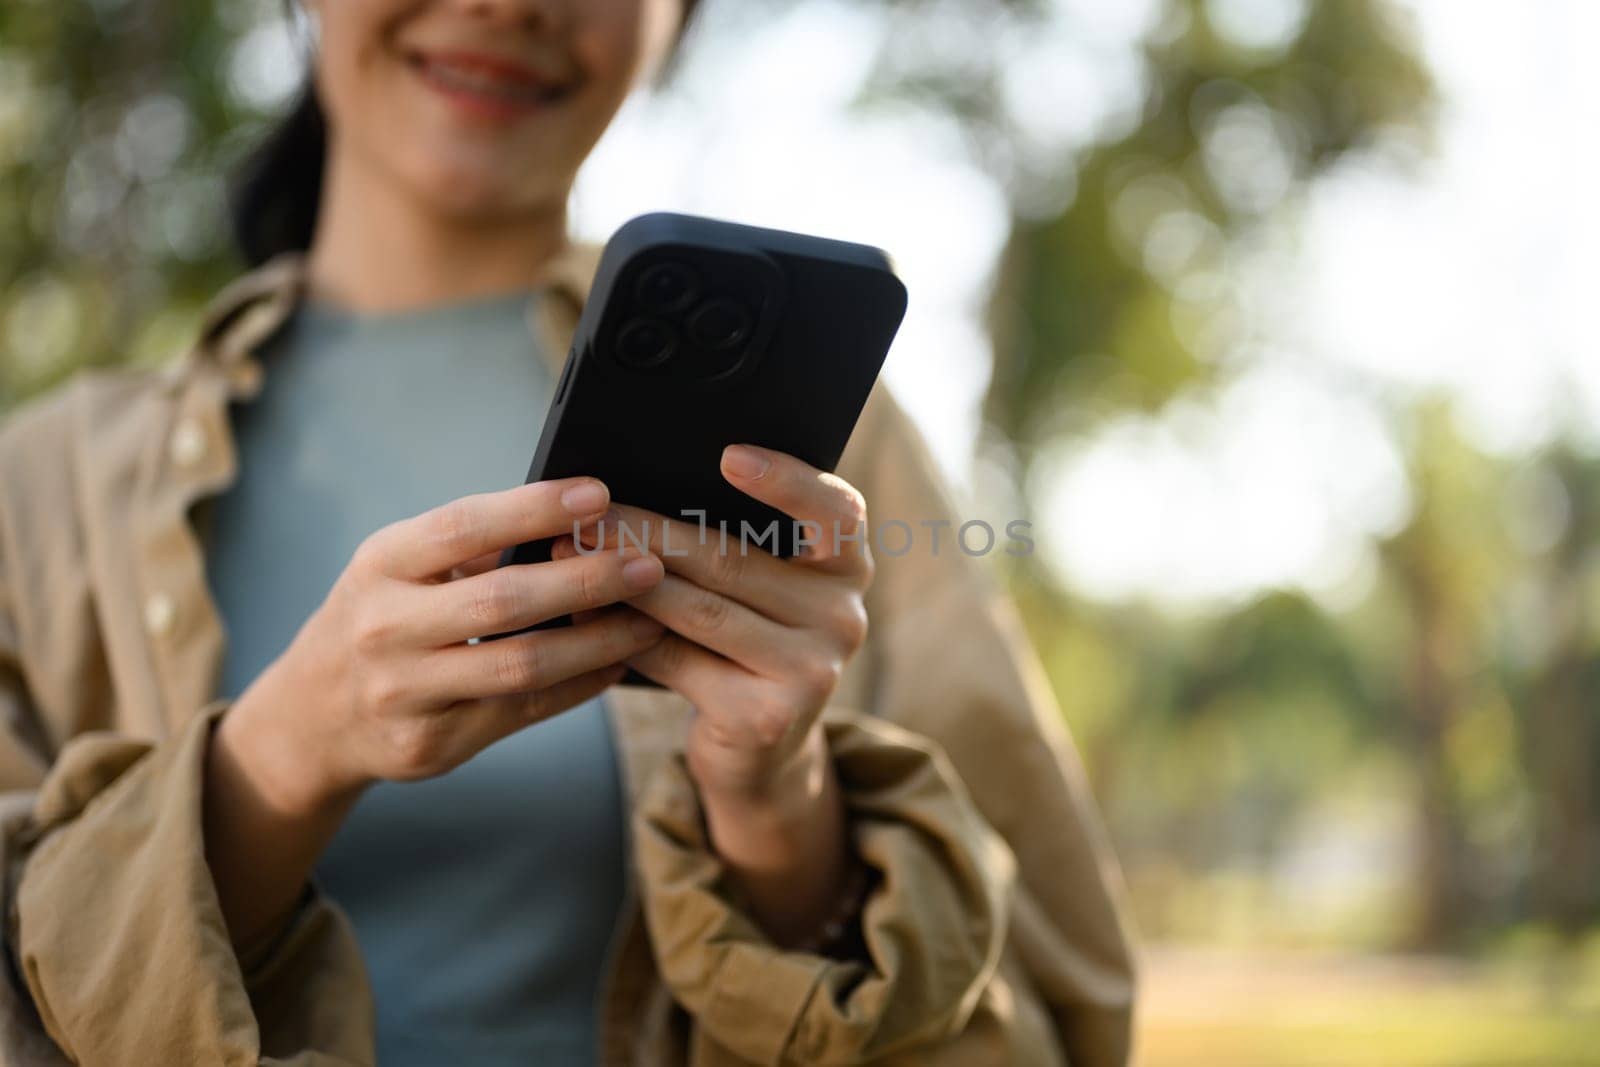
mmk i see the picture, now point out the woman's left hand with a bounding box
[553,443,874,945]
[554,443,872,802]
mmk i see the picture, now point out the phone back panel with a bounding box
[502,212,907,577]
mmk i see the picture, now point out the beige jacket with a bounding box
[0,246,1136,1066]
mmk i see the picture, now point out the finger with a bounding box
[568,578,625,627]
[623,630,746,708]
[568,506,837,628]
[444,515,611,583]
[626,573,809,678]
[364,477,612,581]
[449,662,628,756]
[447,549,503,582]
[720,445,871,573]
[427,608,665,701]
[407,546,665,646]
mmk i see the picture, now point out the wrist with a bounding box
[692,721,859,945]
[790,851,876,957]
[221,666,366,820]
[693,721,837,875]
[203,661,365,950]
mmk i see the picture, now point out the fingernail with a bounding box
[622,555,663,590]
[561,481,608,516]
[722,445,769,480]
[629,613,664,640]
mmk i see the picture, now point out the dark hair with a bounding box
[230,1,701,267]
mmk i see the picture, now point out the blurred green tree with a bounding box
[0,0,283,407]
[1507,445,1600,934]
[858,0,1435,443]
[8,0,1595,955]
[1377,403,1520,944]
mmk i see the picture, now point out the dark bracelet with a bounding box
[790,856,877,958]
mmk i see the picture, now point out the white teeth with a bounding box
[422,61,556,104]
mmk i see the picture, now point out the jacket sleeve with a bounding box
[0,399,374,1066]
[849,385,1139,1065]
[633,707,1015,1066]
[5,706,375,1067]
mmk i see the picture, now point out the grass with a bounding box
[1138,946,1600,1067]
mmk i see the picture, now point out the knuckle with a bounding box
[431,498,484,557]
[386,719,444,777]
[358,670,406,712]
[749,701,795,748]
[570,558,608,609]
[466,571,516,627]
[351,533,389,576]
[833,599,870,650]
[688,588,731,632]
[707,543,742,585]
[352,606,396,657]
[654,633,689,674]
[795,655,842,704]
[701,709,744,750]
[494,639,544,693]
[708,544,745,586]
[839,484,869,526]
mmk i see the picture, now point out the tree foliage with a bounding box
[4,0,1595,952]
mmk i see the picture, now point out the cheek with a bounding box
[574,10,644,90]
[315,0,392,98]
[570,0,676,121]
[316,0,411,152]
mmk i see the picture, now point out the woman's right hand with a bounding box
[218,476,666,819]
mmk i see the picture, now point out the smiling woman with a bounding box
[0,1,1135,1065]
[233,0,698,270]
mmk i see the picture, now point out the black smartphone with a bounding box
[484,211,907,683]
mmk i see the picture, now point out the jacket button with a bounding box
[170,418,207,467]
[144,592,177,636]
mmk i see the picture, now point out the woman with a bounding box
[0,0,1136,1064]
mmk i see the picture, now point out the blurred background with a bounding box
[3,0,1599,1062]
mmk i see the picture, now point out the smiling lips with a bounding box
[407,49,574,120]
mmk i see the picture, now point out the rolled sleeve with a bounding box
[633,707,1014,1066]
[11,701,372,1066]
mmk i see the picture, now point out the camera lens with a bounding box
[615,317,677,368]
[634,262,699,314]
[687,298,753,351]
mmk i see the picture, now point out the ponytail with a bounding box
[229,83,326,267]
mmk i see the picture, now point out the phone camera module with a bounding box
[635,262,699,314]
[616,317,678,368]
[687,298,753,352]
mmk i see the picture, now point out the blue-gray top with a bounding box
[204,290,626,1066]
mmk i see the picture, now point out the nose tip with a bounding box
[454,0,560,31]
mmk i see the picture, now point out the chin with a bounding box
[403,155,555,222]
